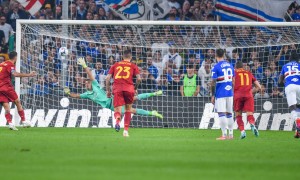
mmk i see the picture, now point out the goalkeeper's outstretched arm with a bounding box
[64,87,80,98]
[77,57,95,81]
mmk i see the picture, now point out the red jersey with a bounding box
[0,61,15,91]
[108,60,140,93]
[234,68,256,98]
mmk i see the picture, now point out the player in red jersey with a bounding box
[106,50,141,137]
[234,61,261,139]
[0,51,36,130]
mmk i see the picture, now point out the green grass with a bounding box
[0,128,299,180]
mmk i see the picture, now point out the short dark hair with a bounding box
[235,61,243,69]
[123,49,132,59]
[290,51,299,61]
[9,51,17,60]
[216,49,224,58]
[186,63,194,69]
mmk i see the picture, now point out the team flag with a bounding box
[17,0,45,15]
[215,0,294,21]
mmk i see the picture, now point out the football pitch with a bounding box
[0,128,299,180]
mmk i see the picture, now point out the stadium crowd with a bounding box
[0,0,299,98]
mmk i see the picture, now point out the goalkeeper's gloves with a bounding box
[77,57,87,68]
[64,87,71,96]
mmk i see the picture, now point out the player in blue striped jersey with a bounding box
[211,49,235,140]
[279,53,300,138]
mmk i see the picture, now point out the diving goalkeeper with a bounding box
[64,57,163,129]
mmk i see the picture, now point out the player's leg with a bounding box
[215,98,227,140]
[134,90,163,101]
[123,103,132,137]
[113,92,125,132]
[285,85,299,138]
[244,97,259,137]
[5,89,30,127]
[123,91,135,137]
[14,98,30,127]
[234,97,245,139]
[130,108,163,119]
[2,102,18,130]
[226,97,234,139]
[294,87,300,138]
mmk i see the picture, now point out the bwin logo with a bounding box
[225,85,232,90]
[291,78,299,82]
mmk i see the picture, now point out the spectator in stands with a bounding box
[91,62,107,88]
[44,4,54,19]
[76,0,87,20]
[152,50,164,76]
[33,76,48,95]
[147,57,159,79]
[275,45,290,67]
[0,28,5,53]
[168,72,181,96]
[198,59,211,96]
[261,67,276,94]
[2,6,9,17]
[6,2,28,31]
[139,66,157,91]
[228,48,241,68]
[98,7,108,20]
[69,2,77,20]
[74,72,85,93]
[162,46,182,73]
[88,1,97,14]
[292,6,300,21]
[269,60,279,83]
[157,74,168,91]
[181,1,193,20]
[86,12,93,20]
[270,87,284,98]
[107,55,116,71]
[180,64,200,97]
[93,14,99,20]
[132,47,146,66]
[0,15,13,46]
[251,59,263,80]
[86,54,94,69]
[55,5,62,20]
[254,85,270,99]
[205,1,215,16]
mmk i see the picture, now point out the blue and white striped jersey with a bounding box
[211,60,235,98]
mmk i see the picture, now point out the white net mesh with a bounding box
[18,21,300,129]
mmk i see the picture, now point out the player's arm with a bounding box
[106,74,112,97]
[210,68,217,104]
[64,87,81,98]
[253,80,262,93]
[278,75,284,86]
[278,66,285,86]
[77,57,95,81]
[134,74,142,91]
[210,79,216,104]
[12,71,36,78]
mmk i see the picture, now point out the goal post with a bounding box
[12,19,300,130]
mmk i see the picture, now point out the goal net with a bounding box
[11,20,300,130]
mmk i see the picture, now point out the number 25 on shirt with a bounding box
[115,66,131,79]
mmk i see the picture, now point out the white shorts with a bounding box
[215,97,233,113]
[285,84,300,107]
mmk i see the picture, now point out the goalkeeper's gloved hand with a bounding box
[64,87,71,96]
[77,57,87,68]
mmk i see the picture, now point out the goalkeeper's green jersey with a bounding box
[80,80,112,108]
